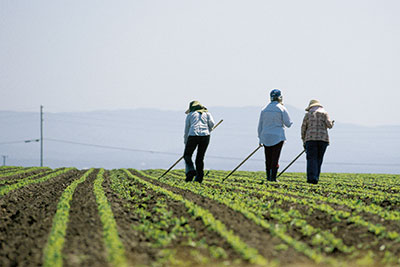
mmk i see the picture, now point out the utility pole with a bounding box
[2,155,7,166]
[40,105,43,167]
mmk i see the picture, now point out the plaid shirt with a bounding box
[301,107,333,143]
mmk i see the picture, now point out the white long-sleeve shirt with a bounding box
[184,111,215,144]
[258,101,293,146]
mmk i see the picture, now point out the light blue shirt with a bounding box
[184,111,215,144]
[258,101,293,146]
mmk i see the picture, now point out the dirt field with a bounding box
[1,167,399,266]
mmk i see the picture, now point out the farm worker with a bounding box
[183,100,215,183]
[258,89,293,182]
[301,99,334,184]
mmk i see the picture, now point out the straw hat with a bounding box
[185,100,207,114]
[305,99,322,111]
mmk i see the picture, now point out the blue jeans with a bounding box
[305,141,329,183]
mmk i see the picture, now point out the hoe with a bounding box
[159,119,223,179]
[223,144,263,182]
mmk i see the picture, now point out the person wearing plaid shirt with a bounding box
[301,100,334,184]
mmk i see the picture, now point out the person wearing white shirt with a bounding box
[184,101,215,183]
[258,89,293,182]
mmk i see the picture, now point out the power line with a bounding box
[44,117,183,134]
[47,113,162,124]
[45,138,249,160]
[0,140,29,145]
[2,109,399,170]
[44,138,399,167]
[45,138,180,156]
[45,111,183,127]
[2,137,398,167]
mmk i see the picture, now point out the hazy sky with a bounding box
[1,0,399,126]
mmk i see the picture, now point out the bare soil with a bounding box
[0,168,50,182]
[131,170,313,266]
[0,169,80,267]
[1,168,398,267]
[62,169,109,267]
[103,170,245,266]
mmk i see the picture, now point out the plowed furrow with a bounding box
[0,169,81,266]
[131,170,311,266]
[62,169,108,267]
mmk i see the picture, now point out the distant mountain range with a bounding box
[1,106,399,174]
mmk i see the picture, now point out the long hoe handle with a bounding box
[212,119,223,130]
[159,119,223,179]
[223,144,263,182]
[276,149,305,179]
[159,155,184,179]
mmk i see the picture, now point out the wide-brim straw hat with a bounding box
[305,99,322,111]
[186,100,198,114]
[185,100,207,114]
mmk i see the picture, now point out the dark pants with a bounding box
[263,141,283,181]
[305,141,329,184]
[183,135,210,183]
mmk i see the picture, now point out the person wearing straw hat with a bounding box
[183,100,215,183]
[301,99,334,184]
[258,89,293,182]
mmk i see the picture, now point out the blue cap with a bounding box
[270,89,282,101]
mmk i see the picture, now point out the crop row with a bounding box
[221,179,399,241]
[207,172,400,222]
[2,166,398,266]
[121,169,270,266]
[108,170,232,265]
[43,168,128,267]
[189,169,400,193]
[198,169,400,200]
[147,169,400,265]
[0,169,54,186]
[43,169,95,267]
[109,170,198,249]
[0,166,49,179]
[142,169,335,264]
[0,168,75,196]
[0,166,22,174]
[277,174,399,205]
[93,169,128,267]
[201,172,400,242]
[192,170,400,220]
